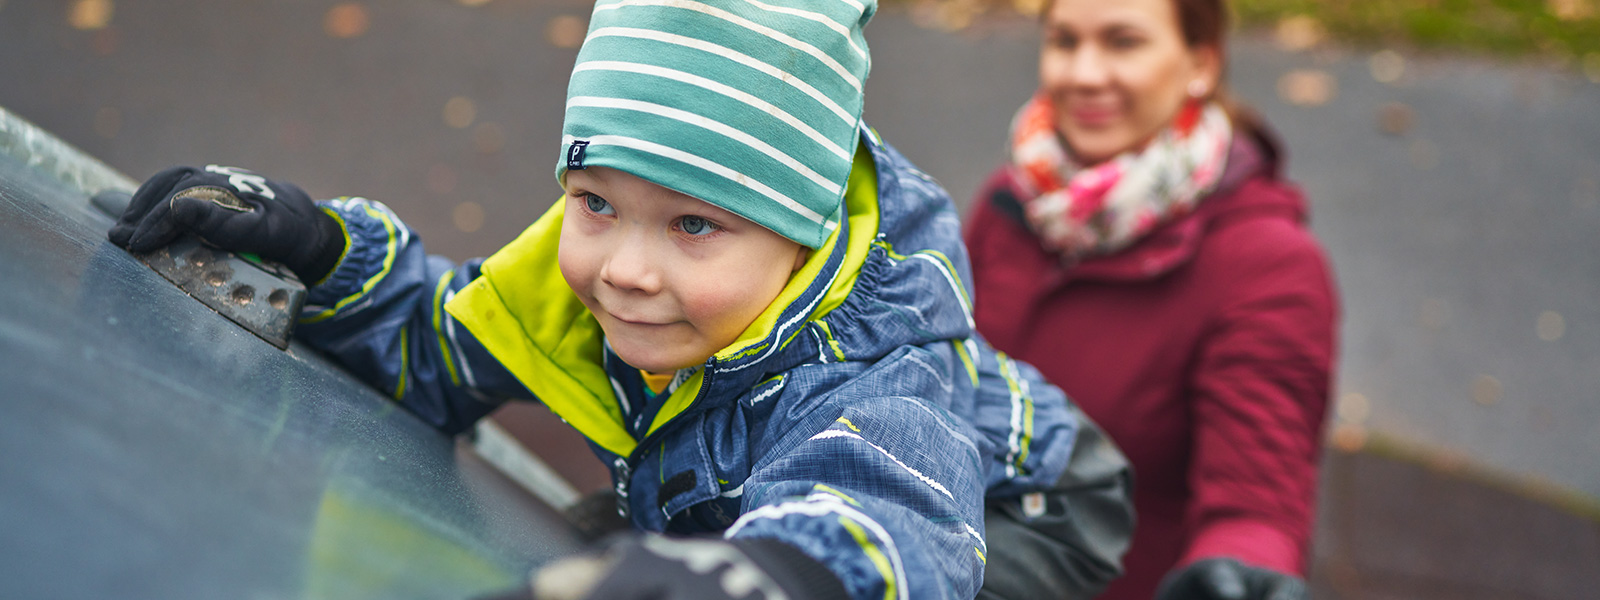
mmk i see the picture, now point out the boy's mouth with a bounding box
[606,311,670,327]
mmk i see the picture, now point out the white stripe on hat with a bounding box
[835,0,869,15]
[571,61,851,161]
[568,96,843,196]
[564,134,827,224]
[585,27,856,125]
[737,0,866,59]
[594,0,864,92]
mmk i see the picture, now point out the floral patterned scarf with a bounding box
[1008,92,1232,262]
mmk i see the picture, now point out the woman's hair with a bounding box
[1170,0,1272,146]
[1039,0,1226,48]
[1173,0,1228,50]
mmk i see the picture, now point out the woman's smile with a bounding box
[1067,103,1119,128]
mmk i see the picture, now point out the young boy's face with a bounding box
[558,167,809,373]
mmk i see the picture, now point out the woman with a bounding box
[964,0,1338,599]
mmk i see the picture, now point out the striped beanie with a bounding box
[557,0,877,249]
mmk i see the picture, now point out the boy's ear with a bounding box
[793,246,811,273]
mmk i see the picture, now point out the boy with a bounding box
[109,1,1131,599]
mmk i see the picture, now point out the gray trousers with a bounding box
[978,403,1136,600]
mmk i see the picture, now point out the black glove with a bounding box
[108,165,346,284]
[1155,557,1307,600]
[482,534,849,600]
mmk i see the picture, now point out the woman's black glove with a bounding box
[482,535,850,600]
[1155,557,1307,600]
[108,165,346,285]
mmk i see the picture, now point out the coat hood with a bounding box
[446,128,976,458]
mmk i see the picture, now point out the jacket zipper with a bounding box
[613,362,716,520]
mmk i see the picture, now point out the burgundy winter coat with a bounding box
[964,129,1338,600]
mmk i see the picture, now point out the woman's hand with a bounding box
[108,165,346,284]
[1155,557,1306,600]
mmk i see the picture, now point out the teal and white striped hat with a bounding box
[557,0,877,249]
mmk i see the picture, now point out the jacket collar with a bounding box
[707,135,880,380]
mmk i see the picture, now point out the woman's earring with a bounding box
[1187,80,1209,99]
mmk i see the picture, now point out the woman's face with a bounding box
[1039,0,1220,165]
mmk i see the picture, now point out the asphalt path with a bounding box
[3,0,1597,502]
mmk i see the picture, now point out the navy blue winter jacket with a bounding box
[295,130,1090,600]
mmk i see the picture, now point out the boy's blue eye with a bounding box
[584,194,614,215]
[679,215,719,236]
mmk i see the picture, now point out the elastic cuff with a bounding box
[303,199,395,309]
[300,206,350,286]
[730,538,851,600]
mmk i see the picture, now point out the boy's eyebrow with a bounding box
[685,198,739,219]
[563,167,614,191]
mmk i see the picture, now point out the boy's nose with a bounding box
[599,234,663,295]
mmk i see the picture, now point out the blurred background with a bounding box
[2,0,1598,597]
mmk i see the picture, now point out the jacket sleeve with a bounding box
[964,337,1134,599]
[1180,217,1338,575]
[294,197,532,434]
[722,354,993,600]
[979,399,1134,600]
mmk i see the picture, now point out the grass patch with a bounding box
[1352,429,1600,524]
[1234,0,1600,63]
[889,0,1600,71]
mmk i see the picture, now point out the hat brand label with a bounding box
[567,141,590,170]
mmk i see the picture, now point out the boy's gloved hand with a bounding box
[108,165,346,284]
[481,534,849,600]
[1155,557,1307,600]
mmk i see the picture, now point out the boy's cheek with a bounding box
[555,235,594,297]
[681,286,770,340]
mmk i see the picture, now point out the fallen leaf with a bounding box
[1277,69,1336,106]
